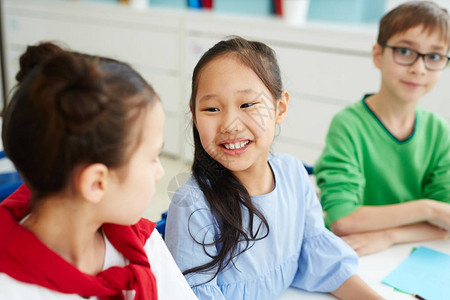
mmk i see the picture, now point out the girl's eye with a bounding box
[241,102,256,108]
[204,107,219,112]
[397,47,412,56]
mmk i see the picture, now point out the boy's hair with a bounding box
[378,1,450,47]
[186,36,282,283]
[2,42,158,203]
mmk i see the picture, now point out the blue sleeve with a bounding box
[291,166,358,292]
[164,178,226,300]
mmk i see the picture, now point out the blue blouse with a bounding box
[165,153,358,299]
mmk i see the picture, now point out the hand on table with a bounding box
[428,200,450,232]
[340,231,393,256]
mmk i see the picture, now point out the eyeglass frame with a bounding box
[379,43,450,71]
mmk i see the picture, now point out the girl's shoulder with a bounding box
[170,175,207,209]
[269,153,312,195]
[269,153,307,177]
[269,152,300,163]
[0,273,84,300]
[144,232,198,300]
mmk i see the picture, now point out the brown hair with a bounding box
[15,42,65,83]
[186,36,282,283]
[2,42,158,202]
[378,1,450,46]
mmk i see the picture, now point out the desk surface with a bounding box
[279,238,450,299]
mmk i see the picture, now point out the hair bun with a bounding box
[37,52,109,134]
[15,42,64,84]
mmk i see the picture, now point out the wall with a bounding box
[386,0,450,10]
[3,0,450,165]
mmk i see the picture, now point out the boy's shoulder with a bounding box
[417,106,450,136]
[334,99,367,121]
[417,106,450,127]
[329,98,369,133]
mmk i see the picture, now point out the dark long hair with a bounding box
[185,37,283,282]
[2,42,158,207]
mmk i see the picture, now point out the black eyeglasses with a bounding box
[380,44,450,71]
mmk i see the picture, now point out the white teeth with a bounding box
[224,141,249,150]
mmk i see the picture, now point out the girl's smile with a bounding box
[220,139,252,155]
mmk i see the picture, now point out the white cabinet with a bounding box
[3,0,450,164]
[3,0,185,156]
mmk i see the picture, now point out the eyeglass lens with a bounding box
[392,47,448,70]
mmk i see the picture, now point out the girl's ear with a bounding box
[373,44,383,69]
[75,163,109,204]
[275,90,289,124]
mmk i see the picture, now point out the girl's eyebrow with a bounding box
[236,89,257,94]
[198,94,217,103]
[198,89,258,103]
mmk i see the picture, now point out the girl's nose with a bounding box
[220,109,243,134]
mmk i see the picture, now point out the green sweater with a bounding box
[315,96,450,227]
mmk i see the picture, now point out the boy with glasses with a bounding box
[315,1,450,256]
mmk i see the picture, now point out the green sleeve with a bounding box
[315,113,365,227]
[423,119,450,204]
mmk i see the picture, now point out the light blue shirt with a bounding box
[165,153,358,300]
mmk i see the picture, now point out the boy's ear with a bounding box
[275,90,289,124]
[75,163,109,204]
[372,44,384,69]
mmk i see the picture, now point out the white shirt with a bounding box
[0,230,198,300]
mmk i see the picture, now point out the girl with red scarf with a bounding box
[0,42,197,300]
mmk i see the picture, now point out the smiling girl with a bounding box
[165,37,382,299]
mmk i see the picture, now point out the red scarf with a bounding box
[0,184,158,300]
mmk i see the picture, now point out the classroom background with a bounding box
[1,0,450,222]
